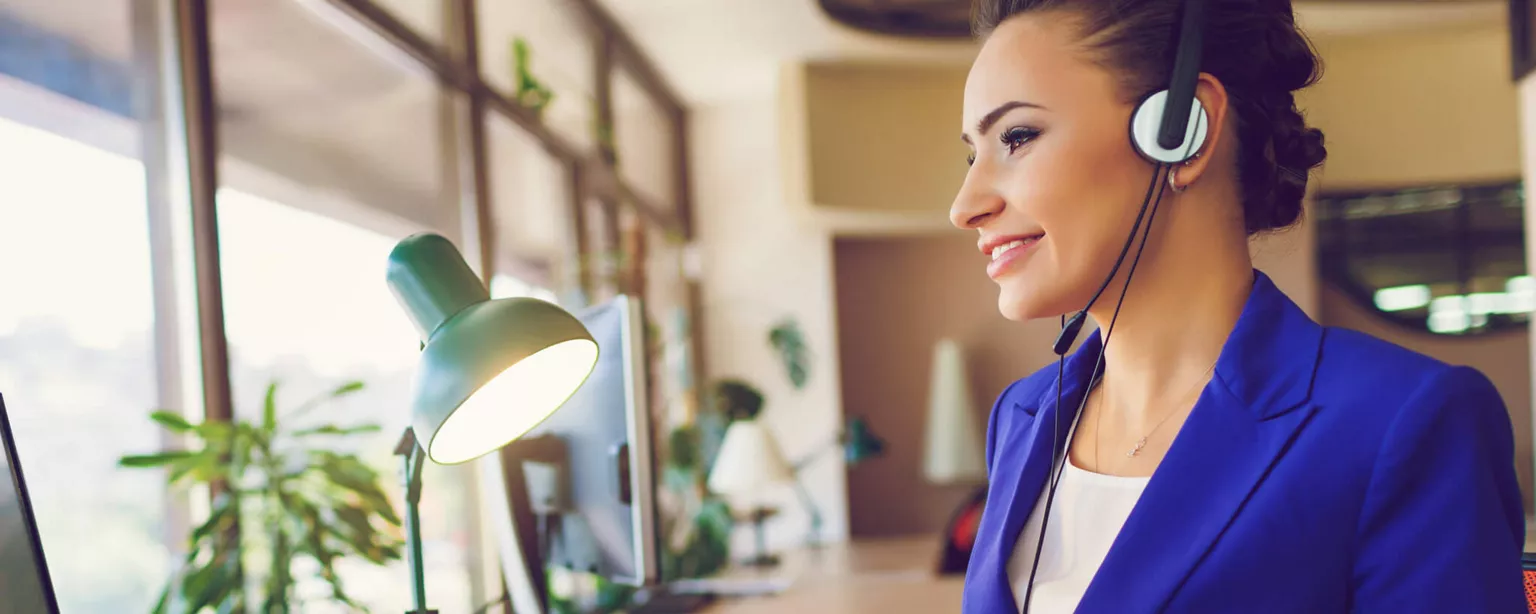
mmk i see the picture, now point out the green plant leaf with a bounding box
[332,504,390,563]
[190,496,238,546]
[313,452,401,526]
[263,381,279,435]
[284,380,366,423]
[712,379,764,421]
[166,451,226,486]
[769,318,810,390]
[150,410,196,433]
[181,550,239,614]
[119,450,198,468]
[192,419,233,445]
[329,380,365,397]
[290,423,381,438]
[150,580,172,614]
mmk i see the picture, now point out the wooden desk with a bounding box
[700,536,965,613]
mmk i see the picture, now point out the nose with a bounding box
[949,166,1005,230]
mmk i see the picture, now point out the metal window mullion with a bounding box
[133,0,235,574]
[138,0,233,460]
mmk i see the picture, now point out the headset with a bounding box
[1016,0,1209,611]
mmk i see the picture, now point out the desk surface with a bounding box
[700,536,965,613]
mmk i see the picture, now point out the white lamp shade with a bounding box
[707,419,793,496]
[923,338,986,483]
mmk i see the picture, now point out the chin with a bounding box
[995,269,1087,323]
[996,281,1054,322]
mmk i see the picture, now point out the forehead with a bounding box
[963,13,1117,131]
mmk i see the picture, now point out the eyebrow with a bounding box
[962,100,1046,144]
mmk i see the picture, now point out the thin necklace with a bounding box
[1099,362,1217,459]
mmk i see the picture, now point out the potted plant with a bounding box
[119,380,403,613]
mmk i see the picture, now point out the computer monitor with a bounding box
[0,393,61,614]
[479,294,659,613]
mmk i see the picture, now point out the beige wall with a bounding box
[692,96,850,550]
[834,235,1064,536]
[805,63,970,214]
[1301,24,1520,189]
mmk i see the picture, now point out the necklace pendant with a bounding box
[1127,437,1148,457]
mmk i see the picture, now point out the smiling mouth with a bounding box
[991,235,1043,261]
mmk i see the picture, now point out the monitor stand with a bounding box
[491,434,569,614]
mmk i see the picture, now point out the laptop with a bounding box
[0,393,61,614]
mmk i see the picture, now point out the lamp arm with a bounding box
[790,434,841,473]
[790,477,823,544]
[395,429,435,614]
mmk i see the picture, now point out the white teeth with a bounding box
[991,238,1032,261]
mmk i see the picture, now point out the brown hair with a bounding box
[974,0,1327,234]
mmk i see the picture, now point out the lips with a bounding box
[979,233,1044,259]
[980,233,1044,280]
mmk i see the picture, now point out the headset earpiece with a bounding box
[1130,89,1208,165]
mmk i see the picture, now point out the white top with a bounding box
[1008,459,1150,612]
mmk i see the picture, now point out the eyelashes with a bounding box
[1002,126,1040,153]
[966,126,1043,166]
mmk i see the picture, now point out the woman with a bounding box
[951,0,1526,612]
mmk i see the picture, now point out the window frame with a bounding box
[127,0,701,609]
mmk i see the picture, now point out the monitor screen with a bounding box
[0,394,60,614]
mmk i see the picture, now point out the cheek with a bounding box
[1011,131,1135,260]
[995,122,1150,313]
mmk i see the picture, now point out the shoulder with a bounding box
[1312,326,1500,414]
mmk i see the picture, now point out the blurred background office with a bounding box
[0,0,1529,612]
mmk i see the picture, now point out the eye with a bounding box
[966,152,976,167]
[1001,126,1040,153]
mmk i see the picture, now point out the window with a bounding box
[1316,180,1529,335]
[477,0,598,152]
[641,223,695,430]
[0,0,696,611]
[373,0,446,42]
[212,1,474,610]
[612,70,678,211]
[486,111,576,296]
[0,1,172,611]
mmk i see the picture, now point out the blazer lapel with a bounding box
[1078,270,1326,613]
[983,331,1105,611]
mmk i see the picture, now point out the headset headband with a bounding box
[1158,0,1208,151]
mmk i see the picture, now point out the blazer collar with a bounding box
[1031,269,1323,419]
[997,269,1326,613]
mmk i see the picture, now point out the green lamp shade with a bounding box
[388,233,598,464]
[842,416,885,465]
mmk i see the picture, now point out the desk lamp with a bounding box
[386,233,598,614]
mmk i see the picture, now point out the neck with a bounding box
[1084,197,1253,423]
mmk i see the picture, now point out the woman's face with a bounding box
[952,13,1158,321]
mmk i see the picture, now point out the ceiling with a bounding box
[814,0,1504,39]
[595,0,1509,104]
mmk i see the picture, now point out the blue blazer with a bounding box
[962,271,1527,613]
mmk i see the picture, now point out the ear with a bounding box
[1176,72,1231,186]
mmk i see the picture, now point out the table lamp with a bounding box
[386,233,598,614]
[922,339,985,484]
[707,418,793,567]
